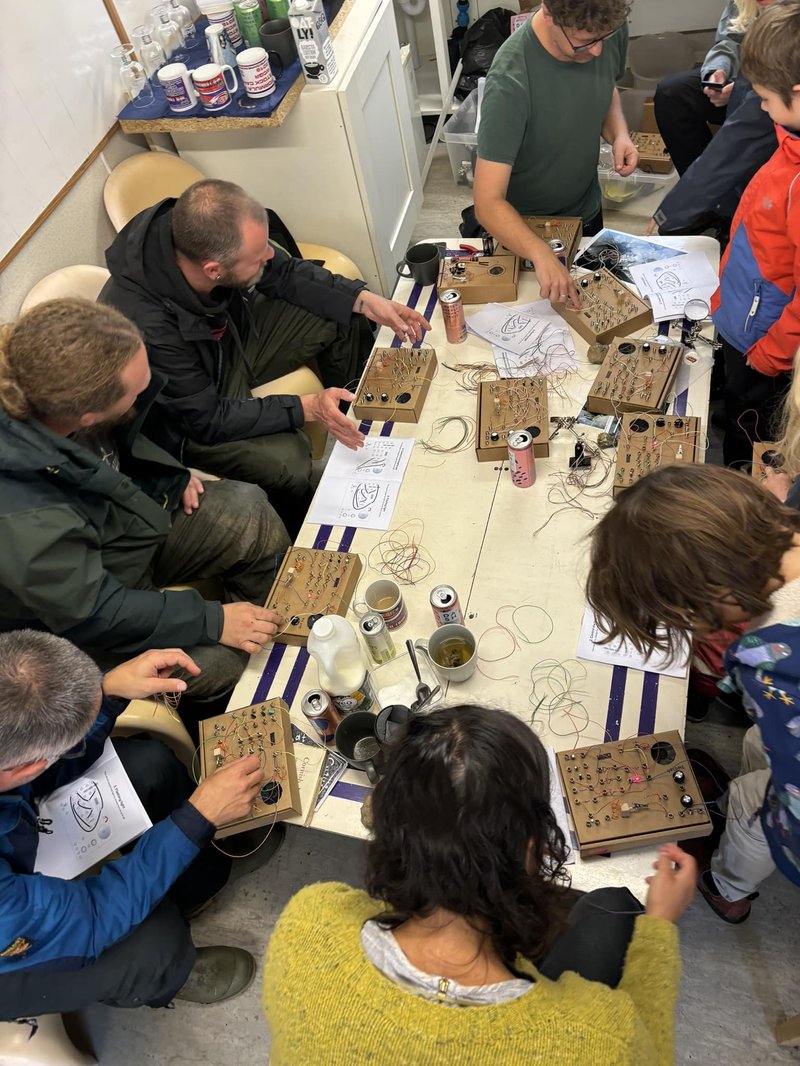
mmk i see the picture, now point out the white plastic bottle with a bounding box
[307,616,375,715]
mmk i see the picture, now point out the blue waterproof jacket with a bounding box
[0,698,213,974]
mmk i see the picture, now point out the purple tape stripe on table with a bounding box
[330,780,372,804]
[672,388,688,416]
[412,286,441,350]
[638,673,660,735]
[391,283,423,348]
[604,665,628,742]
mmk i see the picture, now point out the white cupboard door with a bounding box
[338,0,423,296]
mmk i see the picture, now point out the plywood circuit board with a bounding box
[555,268,653,345]
[586,337,685,415]
[613,412,702,496]
[437,255,519,303]
[497,216,582,269]
[751,441,785,482]
[199,699,301,838]
[555,730,712,856]
[265,548,362,646]
[475,377,549,462]
[631,131,673,174]
[352,347,437,424]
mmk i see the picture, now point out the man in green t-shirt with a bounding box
[474,0,638,306]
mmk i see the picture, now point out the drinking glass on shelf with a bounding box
[110,44,155,108]
[166,0,198,49]
[151,5,186,60]
[131,24,167,78]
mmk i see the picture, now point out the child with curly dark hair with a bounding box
[264,705,694,1065]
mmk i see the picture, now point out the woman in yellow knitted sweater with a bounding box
[264,705,695,1065]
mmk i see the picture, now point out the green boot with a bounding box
[176,946,256,1004]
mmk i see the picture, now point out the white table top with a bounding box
[229,234,720,897]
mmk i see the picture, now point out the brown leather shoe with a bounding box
[697,870,758,924]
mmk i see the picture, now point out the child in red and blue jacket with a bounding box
[711,2,800,468]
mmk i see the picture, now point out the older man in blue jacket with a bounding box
[0,632,273,1017]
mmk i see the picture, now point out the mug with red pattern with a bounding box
[192,62,239,111]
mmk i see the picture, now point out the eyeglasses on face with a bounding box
[556,11,629,54]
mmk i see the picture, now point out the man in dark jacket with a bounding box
[0,632,269,1018]
[0,299,289,714]
[101,179,432,535]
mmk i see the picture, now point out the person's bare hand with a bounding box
[645,217,658,237]
[644,844,697,923]
[761,465,792,502]
[190,755,264,826]
[221,603,282,655]
[703,70,734,108]
[102,649,201,700]
[612,134,639,176]
[354,290,432,343]
[301,389,365,450]
[531,246,581,307]
[181,474,205,516]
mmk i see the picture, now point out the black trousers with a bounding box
[460,205,604,241]
[654,67,729,176]
[0,735,230,1019]
[536,887,642,986]
[721,339,792,469]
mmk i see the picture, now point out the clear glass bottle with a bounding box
[131,24,167,78]
[151,5,186,60]
[110,44,155,108]
[166,0,198,49]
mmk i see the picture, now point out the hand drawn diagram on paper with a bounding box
[468,301,577,376]
[310,437,414,529]
[629,253,719,320]
[69,780,104,833]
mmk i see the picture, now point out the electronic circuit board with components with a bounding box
[555,731,712,855]
[555,268,653,345]
[475,377,550,462]
[585,337,685,415]
[496,216,582,269]
[437,255,519,303]
[265,548,363,646]
[613,412,702,496]
[631,131,673,174]
[199,699,302,838]
[352,347,438,424]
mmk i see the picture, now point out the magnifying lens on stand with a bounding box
[680,297,711,348]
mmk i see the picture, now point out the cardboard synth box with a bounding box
[437,255,519,304]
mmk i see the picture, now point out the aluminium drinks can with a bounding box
[430,584,464,627]
[439,289,467,344]
[300,688,341,742]
[548,238,566,265]
[508,429,535,488]
[234,0,265,48]
[359,612,396,665]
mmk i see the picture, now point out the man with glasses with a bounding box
[0,633,278,1023]
[472,1,637,307]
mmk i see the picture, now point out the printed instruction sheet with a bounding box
[629,252,719,321]
[34,739,152,879]
[576,606,690,679]
[309,436,414,530]
[468,301,577,376]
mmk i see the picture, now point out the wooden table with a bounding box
[228,234,720,896]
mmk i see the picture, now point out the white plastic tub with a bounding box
[441,89,479,187]
[598,143,677,211]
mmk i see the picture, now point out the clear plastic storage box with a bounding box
[441,89,479,187]
[597,143,678,211]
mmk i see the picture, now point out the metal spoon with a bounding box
[406,639,431,710]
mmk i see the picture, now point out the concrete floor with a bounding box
[77,147,800,1065]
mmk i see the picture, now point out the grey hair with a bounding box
[0,631,101,767]
[171,179,267,267]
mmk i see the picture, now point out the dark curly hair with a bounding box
[365,705,571,967]
[545,0,631,35]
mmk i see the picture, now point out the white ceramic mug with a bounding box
[354,579,407,630]
[236,46,279,98]
[192,62,239,111]
[158,63,197,112]
[415,624,477,683]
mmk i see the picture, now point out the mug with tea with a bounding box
[354,578,407,630]
[192,62,239,111]
[158,62,197,112]
[396,243,440,287]
[415,623,477,683]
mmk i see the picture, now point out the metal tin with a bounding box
[430,584,464,627]
[234,0,265,47]
[359,612,396,665]
[439,289,467,344]
[508,429,535,488]
[548,238,566,265]
[300,688,341,742]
